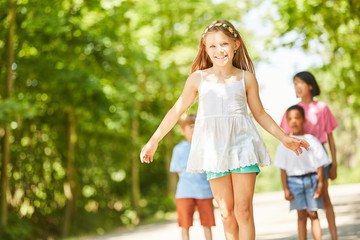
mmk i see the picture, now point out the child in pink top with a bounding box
[280,71,338,240]
[280,101,337,144]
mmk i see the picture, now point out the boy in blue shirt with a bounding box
[170,113,215,240]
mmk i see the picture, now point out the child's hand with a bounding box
[140,140,158,163]
[284,189,293,201]
[328,163,337,180]
[314,179,323,198]
[314,186,323,199]
[282,136,310,156]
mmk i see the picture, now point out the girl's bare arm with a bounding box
[140,72,200,163]
[245,71,309,155]
[327,132,337,180]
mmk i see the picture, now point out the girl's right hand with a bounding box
[282,136,310,156]
[140,140,158,163]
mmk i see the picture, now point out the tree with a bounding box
[0,0,16,226]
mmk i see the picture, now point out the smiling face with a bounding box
[293,77,313,99]
[204,31,240,67]
[286,109,305,135]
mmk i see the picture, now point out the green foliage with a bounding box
[0,98,38,123]
[0,213,33,240]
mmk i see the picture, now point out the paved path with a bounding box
[79,183,360,240]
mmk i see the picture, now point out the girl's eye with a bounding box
[210,45,215,48]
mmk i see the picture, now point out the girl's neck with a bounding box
[211,65,236,76]
[301,96,314,103]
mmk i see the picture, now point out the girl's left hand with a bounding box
[282,136,310,156]
[328,163,337,180]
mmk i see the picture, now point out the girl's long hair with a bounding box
[191,19,255,74]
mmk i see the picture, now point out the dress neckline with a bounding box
[203,79,242,85]
[200,70,244,85]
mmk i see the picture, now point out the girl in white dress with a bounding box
[140,19,309,240]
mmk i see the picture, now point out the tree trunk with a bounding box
[0,127,10,226]
[62,108,77,236]
[0,0,16,226]
[131,112,141,218]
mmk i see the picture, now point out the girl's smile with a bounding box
[215,55,228,59]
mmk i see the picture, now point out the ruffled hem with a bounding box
[186,153,271,173]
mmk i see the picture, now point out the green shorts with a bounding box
[206,164,260,180]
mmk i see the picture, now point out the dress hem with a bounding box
[186,161,271,173]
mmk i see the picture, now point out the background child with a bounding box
[140,19,309,239]
[170,113,215,240]
[280,71,338,239]
[275,105,331,240]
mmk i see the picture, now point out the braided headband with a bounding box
[202,22,238,38]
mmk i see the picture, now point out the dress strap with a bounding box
[242,70,246,87]
[242,70,248,111]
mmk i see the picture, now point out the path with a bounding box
[76,183,360,240]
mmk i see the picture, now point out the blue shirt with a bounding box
[170,141,213,199]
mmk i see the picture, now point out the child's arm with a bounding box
[140,73,199,163]
[327,132,337,180]
[244,71,309,155]
[280,169,293,201]
[314,166,324,198]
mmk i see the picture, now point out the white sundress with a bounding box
[187,70,271,173]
